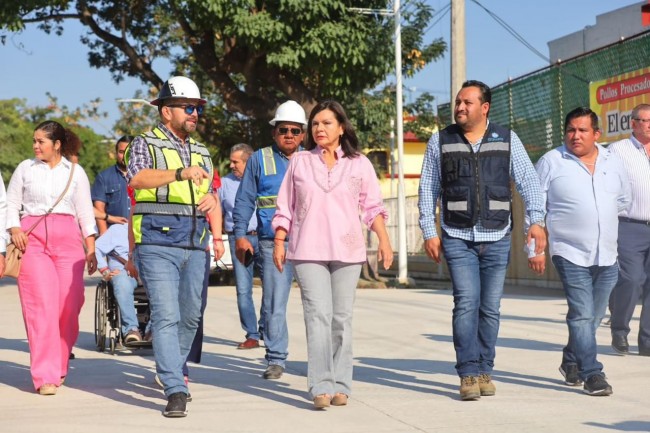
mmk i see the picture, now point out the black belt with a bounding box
[619,217,650,226]
[226,231,257,235]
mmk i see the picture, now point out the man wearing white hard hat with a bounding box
[233,100,307,380]
[125,76,224,417]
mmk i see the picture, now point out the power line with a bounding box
[469,0,550,63]
[422,2,451,36]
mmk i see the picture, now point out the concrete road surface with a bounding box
[0,277,648,433]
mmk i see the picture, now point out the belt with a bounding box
[226,231,257,235]
[619,217,650,226]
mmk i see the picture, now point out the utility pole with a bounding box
[450,0,466,99]
[349,3,409,285]
[393,0,409,285]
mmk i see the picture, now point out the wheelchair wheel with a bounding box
[109,336,116,355]
[94,280,108,352]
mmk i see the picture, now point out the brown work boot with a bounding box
[478,373,496,396]
[459,376,480,400]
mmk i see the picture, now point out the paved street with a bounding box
[0,276,648,433]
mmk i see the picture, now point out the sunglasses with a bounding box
[278,127,303,135]
[167,104,205,115]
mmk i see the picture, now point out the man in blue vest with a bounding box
[418,80,547,401]
[125,76,223,417]
[233,100,307,380]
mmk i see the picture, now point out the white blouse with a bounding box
[6,157,97,239]
[0,174,7,252]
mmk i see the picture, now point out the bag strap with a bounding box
[108,250,128,266]
[24,163,76,236]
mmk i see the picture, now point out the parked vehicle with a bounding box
[209,234,234,285]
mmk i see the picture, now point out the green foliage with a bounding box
[345,86,438,152]
[0,96,115,184]
[0,0,446,160]
[0,99,34,183]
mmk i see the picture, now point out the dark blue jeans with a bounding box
[552,255,618,381]
[228,234,264,340]
[442,232,511,377]
[259,239,294,367]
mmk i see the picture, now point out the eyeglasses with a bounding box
[278,127,303,135]
[633,118,650,124]
[167,104,204,115]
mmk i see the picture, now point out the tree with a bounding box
[0,96,114,183]
[1,1,446,158]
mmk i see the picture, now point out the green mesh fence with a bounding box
[438,30,650,162]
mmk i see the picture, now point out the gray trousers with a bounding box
[293,261,362,399]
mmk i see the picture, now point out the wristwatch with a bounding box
[533,220,546,228]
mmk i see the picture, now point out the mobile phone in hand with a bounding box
[244,249,254,267]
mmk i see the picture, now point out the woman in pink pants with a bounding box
[6,120,97,395]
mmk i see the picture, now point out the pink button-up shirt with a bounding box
[272,146,388,263]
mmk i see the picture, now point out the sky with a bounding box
[0,0,643,138]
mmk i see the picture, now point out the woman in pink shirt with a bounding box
[272,100,393,409]
[7,121,97,395]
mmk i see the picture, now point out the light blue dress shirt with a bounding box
[95,223,130,271]
[219,173,257,233]
[536,144,631,267]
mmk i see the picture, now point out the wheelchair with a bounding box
[94,279,152,355]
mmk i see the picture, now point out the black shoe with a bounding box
[558,364,582,386]
[262,364,284,380]
[611,335,629,354]
[639,347,650,356]
[162,392,188,417]
[583,374,612,396]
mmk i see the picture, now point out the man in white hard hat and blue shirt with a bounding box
[125,76,224,417]
[233,100,307,380]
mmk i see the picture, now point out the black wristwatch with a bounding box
[175,167,183,182]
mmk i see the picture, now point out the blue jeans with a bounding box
[552,255,619,381]
[259,239,294,367]
[135,245,206,396]
[442,232,511,377]
[228,234,264,340]
[111,271,140,335]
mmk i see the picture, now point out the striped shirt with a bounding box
[608,135,650,222]
[418,122,545,242]
[126,123,192,183]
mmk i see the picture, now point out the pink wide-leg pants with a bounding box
[17,214,86,391]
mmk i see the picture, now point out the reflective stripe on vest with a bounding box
[130,128,212,245]
[257,195,278,209]
[262,147,277,176]
[133,127,212,207]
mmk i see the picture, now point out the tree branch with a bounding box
[76,3,162,88]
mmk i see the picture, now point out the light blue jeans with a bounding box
[442,232,511,377]
[228,234,264,340]
[111,271,139,335]
[293,261,362,399]
[135,245,205,396]
[552,255,619,381]
[259,239,293,367]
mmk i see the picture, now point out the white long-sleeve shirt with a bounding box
[0,173,7,253]
[6,157,97,239]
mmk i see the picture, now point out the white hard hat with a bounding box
[150,76,207,106]
[269,100,307,126]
